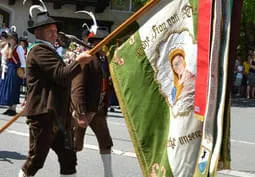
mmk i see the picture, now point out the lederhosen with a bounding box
[71,49,113,153]
[22,42,77,176]
[85,54,113,153]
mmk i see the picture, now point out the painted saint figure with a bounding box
[167,48,202,177]
[169,48,195,112]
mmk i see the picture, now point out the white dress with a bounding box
[1,43,8,79]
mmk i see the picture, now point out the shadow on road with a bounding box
[0,151,26,164]
[231,96,255,107]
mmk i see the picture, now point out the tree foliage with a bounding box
[133,0,149,5]
[238,0,255,60]
[111,1,250,61]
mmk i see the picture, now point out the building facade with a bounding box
[0,0,136,41]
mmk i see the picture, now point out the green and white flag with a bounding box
[105,0,237,176]
[109,1,201,176]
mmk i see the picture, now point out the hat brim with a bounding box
[19,37,27,41]
[6,32,18,42]
[27,21,62,34]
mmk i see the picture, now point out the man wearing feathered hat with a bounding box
[19,1,94,177]
[71,18,114,177]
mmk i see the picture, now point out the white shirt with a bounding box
[16,45,26,68]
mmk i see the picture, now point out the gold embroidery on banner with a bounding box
[150,163,166,177]
[129,35,135,45]
[112,48,125,66]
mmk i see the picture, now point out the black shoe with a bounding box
[7,110,17,116]
[2,109,12,115]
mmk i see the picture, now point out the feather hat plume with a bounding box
[6,25,18,42]
[76,11,109,40]
[75,11,98,39]
[23,0,61,34]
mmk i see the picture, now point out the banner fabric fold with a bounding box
[104,0,237,176]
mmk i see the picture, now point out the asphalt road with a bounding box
[0,96,255,177]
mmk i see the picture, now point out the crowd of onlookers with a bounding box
[0,25,27,116]
[0,25,120,116]
[232,49,255,99]
[0,25,252,118]
[1,25,253,118]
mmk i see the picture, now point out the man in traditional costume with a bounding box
[70,20,114,177]
[19,1,93,176]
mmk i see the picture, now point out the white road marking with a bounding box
[4,129,255,176]
[6,129,137,158]
[5,130,255,154]
[6,130,28,137]
[218,170,255,177]
[6,129,255,161]
[231,139,255,146]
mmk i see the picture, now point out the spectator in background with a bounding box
[19,37,29,103]
[233,55,244,96]
[0,23,9,34]
[247,51,255,99]
[54,39,65,57]
[241,55,250,97]
[0,31,8,41]
[0,31,8,80]
[247,49,253,61]
[0,27,26,116]
[19,37,29,55]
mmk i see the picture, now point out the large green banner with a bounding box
[106,0,234,176]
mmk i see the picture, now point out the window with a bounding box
[110,0,143,12]
[0,14,3,28]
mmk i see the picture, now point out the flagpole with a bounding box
[0,109,24,134]
[0,0,159,134]
[88,0,160,55]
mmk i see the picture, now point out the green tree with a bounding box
[133,0,149,4]
[238,0,255,60]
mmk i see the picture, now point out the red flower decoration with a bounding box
[88,32,95,38]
